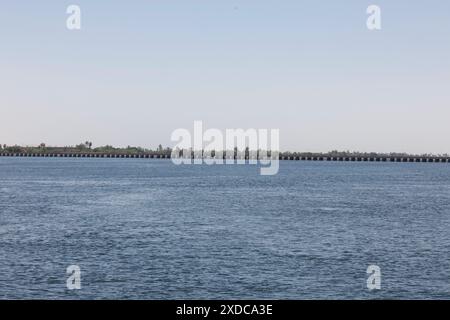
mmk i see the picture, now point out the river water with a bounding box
[1,158,450,299]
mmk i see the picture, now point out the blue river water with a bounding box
[1,158,450,299]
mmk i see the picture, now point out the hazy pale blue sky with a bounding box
[1,1,449,153]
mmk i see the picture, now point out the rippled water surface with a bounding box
[1,158,450,299]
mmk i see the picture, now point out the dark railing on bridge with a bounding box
[0,152,449,163]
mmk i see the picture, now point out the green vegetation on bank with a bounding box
[0,142,171,156]
[0,142,447,158]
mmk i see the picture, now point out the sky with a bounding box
[1,1,449,154]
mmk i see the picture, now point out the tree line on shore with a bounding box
[0,142,448,158]
[0,142,171,156]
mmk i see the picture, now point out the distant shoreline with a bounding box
[0,143,449,160]
[0,149,449,163]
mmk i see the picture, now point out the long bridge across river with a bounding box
[0,152,449,163]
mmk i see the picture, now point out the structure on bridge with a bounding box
[0,152,448,163]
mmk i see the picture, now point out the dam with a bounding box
[0,152,449,163]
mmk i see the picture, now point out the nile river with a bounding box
[1,158,450,299]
